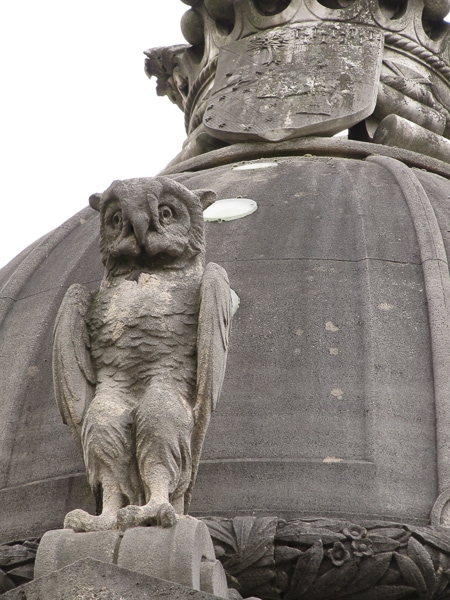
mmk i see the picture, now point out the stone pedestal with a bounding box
[34,518,228,598]
[3,557,226,600]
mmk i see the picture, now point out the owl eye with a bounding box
[111,211,122,229]
[159,205,173,223]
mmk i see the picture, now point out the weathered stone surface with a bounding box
[118,519,227,597]
[374,115,450,164]
[374,85,446,136]
[3,142,450,541]
[204,517,278,600]
[35,520,228,598]
[14,516,450,599]
[204,23,383,142]
[205,516,450,600]
[3,558,225,599]
[146,0,450,164]
[53,177,232,532]
[0,538,38,593]
[34,529,120,579]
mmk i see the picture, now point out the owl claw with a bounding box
[158,503,178,528]
[117,501,177,531]
[64,509,117,532]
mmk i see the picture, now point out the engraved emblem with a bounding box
[204,23,383,142]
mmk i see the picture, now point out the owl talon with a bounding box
[158,503,177,528]
[64,509,117,532]
[117,501,177,530]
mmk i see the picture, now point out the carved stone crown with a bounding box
[146,0,450,144]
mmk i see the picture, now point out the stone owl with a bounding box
[53,176,232,532]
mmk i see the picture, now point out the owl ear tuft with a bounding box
[89,193,102,212]
[193,189,217,210]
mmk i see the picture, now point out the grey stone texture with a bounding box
[3,141,450,541]
[35,519,228,598]
[206,515,450,600]
[374,115,450,164]
[52,177,232,532]
[203,22,383,142]
[2,558,225,600]
[147,0,450,166]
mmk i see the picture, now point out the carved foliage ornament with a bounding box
[8,519,450,598]
[205,517,450,600]
[0,539,39,594]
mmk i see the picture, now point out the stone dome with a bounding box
[2,139,450,542]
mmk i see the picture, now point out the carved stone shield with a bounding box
[203,23,383,142]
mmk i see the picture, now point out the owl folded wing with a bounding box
[186,262,232,510]
[52,284,96,456]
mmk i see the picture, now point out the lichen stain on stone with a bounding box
[331,388,344,399]
[325,321,339,332]
[329,347,339,355]
[323,456,344,463]
[27,365,39,377]
[377,302,395,311]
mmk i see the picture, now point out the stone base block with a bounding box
[3,557,226,599]
[34,517,228,598]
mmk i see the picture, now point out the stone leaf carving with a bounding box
[0,538,39,594]
[204,517,450,600]
[144,44,190,111]
[8,520,450,599]
[203,516,279,600]
[53,176,232,533]
[276,519,450,600]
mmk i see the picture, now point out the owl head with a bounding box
[89,177,216,276]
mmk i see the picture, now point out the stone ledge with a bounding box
[2,557,224,600]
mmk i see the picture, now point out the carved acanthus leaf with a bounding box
[0,538,39,594]
[144,45,189,110]
[204,517,450,600]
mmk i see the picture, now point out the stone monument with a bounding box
[3,0,450,598]
[53,176,231,533]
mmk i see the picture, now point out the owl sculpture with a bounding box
[53,176,232,532]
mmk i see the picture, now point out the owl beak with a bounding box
[110,194,164,260]
[131,198,164,256]
[111,225,141,258]
[131,216,150,249]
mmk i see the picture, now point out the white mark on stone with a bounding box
[323,456,344,463]
[296,328,304,336]
[203,198,258,221]
[325,321,339,332]
[293,348,302,355]
[329,348,339,355]
[230,289,240,316]
[27,366,39,377]
[331,388,344,400]
[232,162,278,171]
[377,302,395,311]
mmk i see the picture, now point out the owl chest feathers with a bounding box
[88,269,202,383]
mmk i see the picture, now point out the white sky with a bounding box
[1,1,188,268]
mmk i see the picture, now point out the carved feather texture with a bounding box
[53,284,96,455]
[53,176,232,528]
[186,262,232,510]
